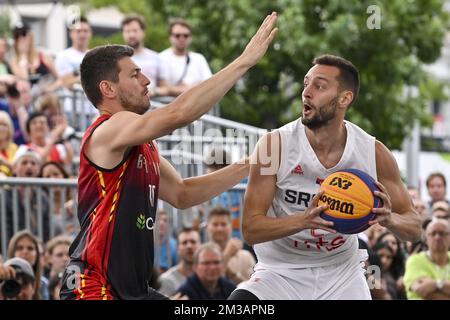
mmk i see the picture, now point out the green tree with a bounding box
[89,0,449,149]
[0,9,11,37]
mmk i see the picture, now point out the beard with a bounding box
[126,40,140,50]
[175,44,187,52]
[118,90,150,115]
[301,96,338,130]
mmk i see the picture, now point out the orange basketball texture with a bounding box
[318,169,382,234]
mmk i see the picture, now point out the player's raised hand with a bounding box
[239,12,278,67]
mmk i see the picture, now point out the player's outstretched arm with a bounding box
[106,12,278,150]
[242,132,334,245]
[158,155,249,209]
[370,140,422,242]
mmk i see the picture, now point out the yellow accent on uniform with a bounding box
[97,171,106,197]
[101,285,108,300]
[108,161,129,222]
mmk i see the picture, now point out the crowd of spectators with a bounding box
[0,13,449,300]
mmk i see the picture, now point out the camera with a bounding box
[1,279,22,299]
[1,266,24,299]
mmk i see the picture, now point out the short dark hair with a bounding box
[168,18,192,34]
[426,172,447,189]
[121,15,146,31]
[79,16,89,24]
[69,16,90,30]
[177,227,199,241]
[312,54,360,106]
[372,241,394,256]
[12,22,30,39]
[207,206,231,222]
[26,112,47,133]
[80,45,134,107]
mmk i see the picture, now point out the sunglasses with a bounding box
[172,33,191,39]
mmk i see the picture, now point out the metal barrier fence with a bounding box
[57,86,98,132]
[0,87,260,265]
[0,177,247,269]
[0,177,78,257]
[57,87,221,133]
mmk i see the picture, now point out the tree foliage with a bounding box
[88,0,449,148]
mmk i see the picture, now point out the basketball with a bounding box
[318,169,383,234]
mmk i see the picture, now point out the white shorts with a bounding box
[236,249,371,300]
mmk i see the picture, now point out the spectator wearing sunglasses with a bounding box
[160,18,212,97]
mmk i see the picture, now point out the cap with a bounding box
[4,257,35,280]
[13,145,42,165]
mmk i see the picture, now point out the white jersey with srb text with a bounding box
[254,119,377,269]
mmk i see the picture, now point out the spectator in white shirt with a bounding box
[159,18,212,97]
[55,17,97,125]
[55,17,91,78]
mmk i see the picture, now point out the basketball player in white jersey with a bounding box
[229,55,422,300]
